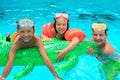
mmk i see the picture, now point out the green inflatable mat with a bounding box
[0,34,120,80]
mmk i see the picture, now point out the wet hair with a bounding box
[92,28,108,35]
[92,22,108,35]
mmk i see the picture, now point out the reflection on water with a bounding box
[78,13,117,22]
[0,0,120,80]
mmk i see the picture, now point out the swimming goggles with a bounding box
[54,13,69,21]
[92,23,107,31]
[18,18,34,27]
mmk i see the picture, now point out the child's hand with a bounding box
[56,77,62,80]
[41,37,50,42]
[0,76,5,80]
[87,46,94,54]
[89,38,93,41]
[55,50,66,62]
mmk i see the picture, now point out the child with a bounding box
[41,13,86,61]
[0,18,61,80]
[87,22,120,62]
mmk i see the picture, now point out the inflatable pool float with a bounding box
[0,34,120,80]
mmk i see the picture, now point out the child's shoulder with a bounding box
[33,35,42,44]
[104,41,115,55]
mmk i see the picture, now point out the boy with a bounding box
[87,22,120,62]
[0,18,61,80]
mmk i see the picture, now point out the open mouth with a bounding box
[96,41,102,45]
[59,27,66,32]
[95,40,103,44]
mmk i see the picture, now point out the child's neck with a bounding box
[99,41,106,51]
[56,33,64,39]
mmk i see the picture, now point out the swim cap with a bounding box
[54,13,69,21]
[18,18,34,27]
[92,23,107,31]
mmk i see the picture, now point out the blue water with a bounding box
[0,0,120,80]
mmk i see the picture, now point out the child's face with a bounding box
[56,17,68,34]
[18,26,34,43]
[92,30,107,46]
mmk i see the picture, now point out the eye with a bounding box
[57,23,61,26]
[20,31,25,33]
[93,34,97,36]
[99,34,103,36]
[63,23,66,26]
[27,30,31,32]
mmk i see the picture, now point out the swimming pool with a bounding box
[0,0,120,80]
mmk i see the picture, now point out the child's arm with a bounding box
[103,41,115,55]
[36,39,61,80]
[87,46,104,61]
[56,37,79,61]
[89,38,93,41]
[40,34,50,42]
[40,23,55,42]
[87,46,95,54]
[1,42,18,79]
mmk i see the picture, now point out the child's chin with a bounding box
[23,40,30,43]
[96,42,102,45]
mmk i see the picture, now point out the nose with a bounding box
[59,25,63,28]
[96,35,100,39]
[60,25,66,29]
[24,32,29,37]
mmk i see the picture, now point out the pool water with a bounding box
[0,0,120,80]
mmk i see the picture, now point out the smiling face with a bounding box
[55,17,68,34]
[92,30,107,46]
[17,26,34,43]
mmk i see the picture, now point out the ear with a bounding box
[33,28,35,33]
[92,32,94,36]
[33,29,35,33]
